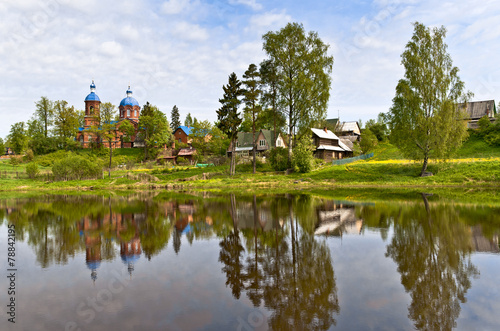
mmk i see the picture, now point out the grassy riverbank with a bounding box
[2,138,500,192]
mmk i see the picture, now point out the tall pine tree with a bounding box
[242,64,262,174]
[170,105,181,131]
[217,72,243,175]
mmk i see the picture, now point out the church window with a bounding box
[127,109,130,117]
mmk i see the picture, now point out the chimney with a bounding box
[172,140,175,149]
[323,127,328,133]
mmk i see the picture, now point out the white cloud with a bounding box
[100,41,124,56]
[171,21,209,41]
[248,10,291,32]
[229,0,262,11]
[161,0,191,15]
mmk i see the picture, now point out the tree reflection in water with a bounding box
[386,193,479,330]
[219,194,340,330]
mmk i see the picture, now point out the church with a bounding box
[77,81,142,148]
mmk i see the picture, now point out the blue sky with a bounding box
[1,0,500,138]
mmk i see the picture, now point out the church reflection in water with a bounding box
[2,192,500,330]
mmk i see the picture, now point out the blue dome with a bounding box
[121,254,141,264]
[86,261,101,270]
[85,92,101,102]
[120,97,139,107]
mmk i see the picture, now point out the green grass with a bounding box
[370,141,404,160]
[455,133,500,158]
[2,133,500,192]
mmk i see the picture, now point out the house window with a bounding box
[259,140,266,147]
[236,141,239,147]
[276,139,282,147]
[178,138,182,143]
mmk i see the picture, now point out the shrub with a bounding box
[126,159,136,170]
[9,156,22,167]
[26,162,40,179]
[36,150,71,167]
[52,155,102,181]
[292,138,314,173]
[176,156,187,165]
[24,149,34,162]
[269,147,290,171]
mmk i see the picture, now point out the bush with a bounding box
[176,156,188,165]
[269,147,290,171]
[126,159,136,170]
[26,162,39,179]
[9,156,22,167]
[292,138,314,173]
[36,150,71,167]
[52,155,102,181]
[24,149,34,162]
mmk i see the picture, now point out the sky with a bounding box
[1,0,500,138]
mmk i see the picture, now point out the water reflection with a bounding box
[1,192,500,330]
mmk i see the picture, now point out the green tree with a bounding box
[263,22,334,161]
[89,102,118,178]
[360,128,377,154]
[260,59,285,136]
[388,22,471,176]
[52,100,79,149]
[34,96,54,138]
[118,120,136,145]
[292,136,314,173]
[138,102,172,160]
[184,113,193,127]
[26,117,57,155]
[216,72,243,175]
[7,122,28,154]
[189,120,213,157]
[365,113,388,142]
[170,105,181,131]
[0,137,4,155]
[242,63,263,174]
[26,162,40,179]
[269,146,289,171]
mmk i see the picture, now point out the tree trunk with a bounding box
[420,155,429,176]
[108,142,112,179]
[288,113,293,164]
[252,125,256,174]
[230,137,236,176]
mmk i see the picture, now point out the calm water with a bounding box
[1,192,499,331]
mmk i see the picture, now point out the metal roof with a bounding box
[85,92,101,102]
[234,146,254,152]
[176,126,192,136]
[178,148,197,156]
[120,96,139,107]
[338,140,352,152]
[311,128,340,140]
[339,121,360,134]
[458,100,496,119]
[316,145,345,152]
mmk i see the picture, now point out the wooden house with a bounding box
[337,121,361,140]
[312,128,352,161]
[458,100,497,129]
[173,126,193,144]
[228,129,286,156]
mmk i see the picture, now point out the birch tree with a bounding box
[388,22,471,176]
